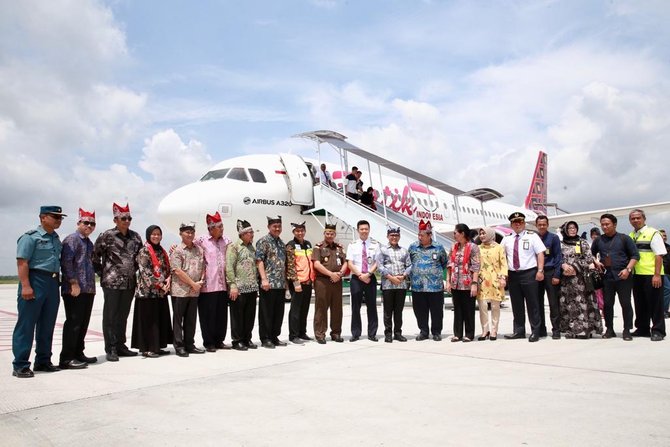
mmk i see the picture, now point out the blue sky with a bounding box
[1,0,670,274]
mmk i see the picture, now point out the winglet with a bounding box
[524,151,548,214]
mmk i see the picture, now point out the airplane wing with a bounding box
[545,201,670,228]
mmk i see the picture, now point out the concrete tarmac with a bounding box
[0,284,668,446]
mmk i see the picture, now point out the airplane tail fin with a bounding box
[524,151,547,214]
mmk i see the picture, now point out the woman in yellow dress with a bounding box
[476,227,508,340]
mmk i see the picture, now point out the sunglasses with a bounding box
[119,216,133,222]
[80,221,96,227]
[48,214,64,220]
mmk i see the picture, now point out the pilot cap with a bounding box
[40,205,67,216]
[508,212,526,222]
[237,219,254,235]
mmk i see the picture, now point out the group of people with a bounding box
[11,203,666,379]
[319,164,376,210]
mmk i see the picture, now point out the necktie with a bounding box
[513,234,520,270]
[362,241,368,273]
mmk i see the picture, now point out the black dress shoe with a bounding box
[528,334,539,342]
[205,346,217,352]
[331,336,344,343]
[59,359,88,369]
[117,346,138,357]
[623,329,633,341]
[416,333,429,341]
[368,336,378,342]
[299,334,313,341]
[216,342,232,350]
[504,333,525,340]
[602,329,616,339]
[34,363,60,372]
[350,336,360,342]
[551,332,561,340]
[176,348,189,357]
[272,339,287,347]
[106,349,119,362]
[12,367,34,378]
[489,336,497,341]
[290,337,304,345]
[245,341,258,350]
[316,338,326,344]
[477,332,490,341]
[262,340,275,349]
[232,343,248,351]
[76,354,97,364]
[158,349,170,356]
[187,347,206,354]
[385,336,393,343]
[394,335,407,342]
[651,333,664,341]
[432,334,442,342]
[142,352,160,358]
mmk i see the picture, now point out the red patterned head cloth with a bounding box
[418,219,432,233]
[113,202,130,218]
[78,208,96,223]
[206,211,222,228]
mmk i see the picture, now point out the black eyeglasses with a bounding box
[80,221,96,227]
[119,217,133,222]
[48,214,64,220]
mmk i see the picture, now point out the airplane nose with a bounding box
[157,182,206,234]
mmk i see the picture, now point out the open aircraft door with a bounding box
[280,153,314,206]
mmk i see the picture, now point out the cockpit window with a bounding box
[248,168,267,183]
[227,167,249,182]
[200,168,230,181]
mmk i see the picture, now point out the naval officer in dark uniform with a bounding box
[12,206,67,378]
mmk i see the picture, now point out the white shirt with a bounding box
[346,238,380,274]
[501,229,546,271]
[345,173,357,194]
[318,169,331,185]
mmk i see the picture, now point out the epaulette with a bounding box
[526,230,536,234]
[24,230,38,235]
[315,242,324,248]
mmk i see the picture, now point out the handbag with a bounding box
[585,269,604,292]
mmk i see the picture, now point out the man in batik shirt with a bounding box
[59,208,97,369]
[408,220,448,341]
[93,203,143,362]
[256,216,287,349]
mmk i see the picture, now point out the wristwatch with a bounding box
[537,269,544,273]
[626,267,632,273]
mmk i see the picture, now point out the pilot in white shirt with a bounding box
[501,212,546,342]
[346,220,380,341]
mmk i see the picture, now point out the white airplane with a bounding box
[157,130,670,244]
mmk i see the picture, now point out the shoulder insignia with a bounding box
[24,230,38,235]
[526,230,536,234]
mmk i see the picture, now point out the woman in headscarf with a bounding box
[131,225,173,357]
[559,221,603,339]
[476,227,508,341]
[447,223,480,342]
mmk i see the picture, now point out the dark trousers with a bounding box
[13,271,60,370]
[382,289,406,336]
[60,293,95,363]
[508,268,541,336]
[171,296,198,349]
[411,291,444,336]
[102,287,134,353]
[350,275,378,338]
[452,289,475,339]
[230,291,257,345]
[603,277,633,331]
[537,268,560,335]
[633,275,666,336]
[258,288,285,342]
[288,282,312,339]
[198,290,229,348]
